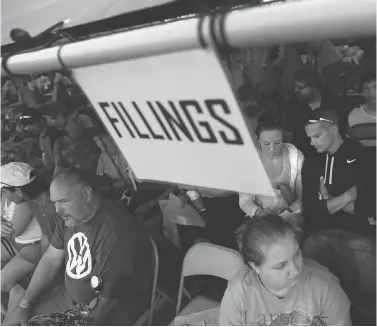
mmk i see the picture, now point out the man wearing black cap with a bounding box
[302,108,375,235]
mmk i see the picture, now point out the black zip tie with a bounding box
[57,45,68,71]
[1,53,17,77]
[55,30,79,75]
[215,6,233,52]
[219,8,230,51]
[196,0,211,49]
[197,15,207,48]
[56,43,76,87]
[209,11,220,52]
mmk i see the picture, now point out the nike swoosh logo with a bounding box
[347,159,356,163]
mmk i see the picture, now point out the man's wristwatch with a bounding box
[287,207,293,214]
[19,298,31,309]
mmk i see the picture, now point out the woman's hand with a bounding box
[1,219,14,238]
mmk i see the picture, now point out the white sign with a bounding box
[73,48,273,195]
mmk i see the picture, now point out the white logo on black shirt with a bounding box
[66,232,92,279]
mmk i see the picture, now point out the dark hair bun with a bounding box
[257,114,281,125]
[256,115,283,138]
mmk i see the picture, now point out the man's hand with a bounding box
[344,186,357,203]
[342,202,355,215]
[319,176,330,200]
[1,219,14,238]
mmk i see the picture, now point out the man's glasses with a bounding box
[305,117,335,125]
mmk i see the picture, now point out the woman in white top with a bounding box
[239,117,304,230]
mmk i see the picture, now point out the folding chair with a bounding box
[134,236,159,326]
[176,242,244,317]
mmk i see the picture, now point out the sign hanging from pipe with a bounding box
[73,48,273,195]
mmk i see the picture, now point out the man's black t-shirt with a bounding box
[51,199,153,313]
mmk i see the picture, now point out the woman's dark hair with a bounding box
[18,171,50,200]
[236,215,294,267]
[255,115,284,139]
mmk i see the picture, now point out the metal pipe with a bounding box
[225,0,376,47]
[1,0,375,76]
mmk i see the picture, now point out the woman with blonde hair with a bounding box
[239,116,304,231]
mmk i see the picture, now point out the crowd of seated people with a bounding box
[0,37,375,325]
[1,74,171,325]
[178,39,376,324]
[177,39,376,249]
[0,115,169,324]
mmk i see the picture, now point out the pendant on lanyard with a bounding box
[89,276,103,310]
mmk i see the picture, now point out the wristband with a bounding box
[19,298,31,309]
